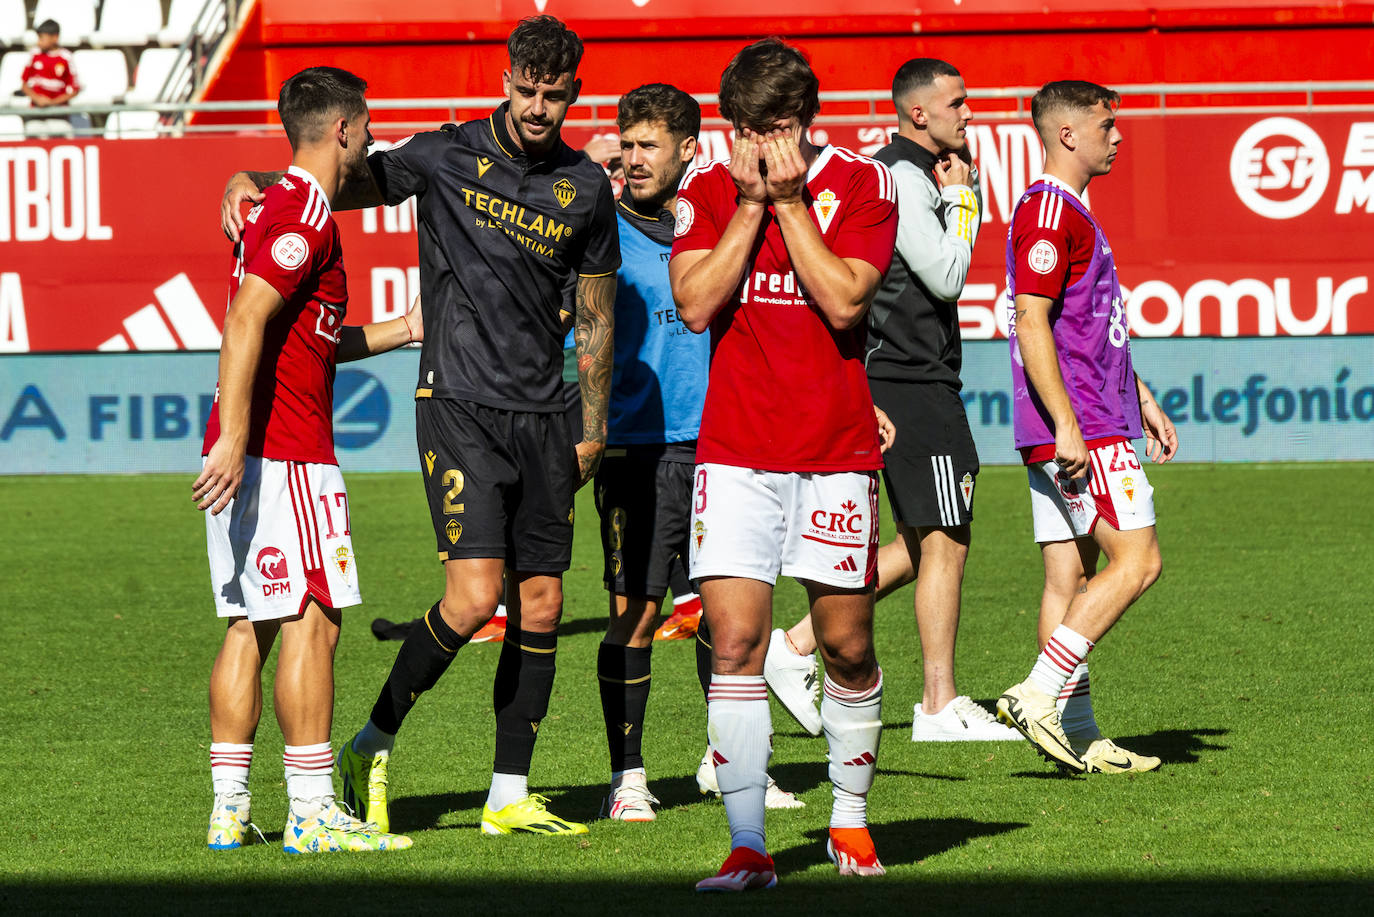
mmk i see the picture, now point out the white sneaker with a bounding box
[605,776,659,822]
[697,749,806,809]
[914,695,1023,742]
[763,629,822,736]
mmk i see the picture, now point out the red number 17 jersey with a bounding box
[202,165,349,465]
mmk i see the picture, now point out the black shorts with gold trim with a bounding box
[594,443,696,598]
[416,397,577,572]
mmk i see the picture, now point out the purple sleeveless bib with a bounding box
[1005,182,1142,450]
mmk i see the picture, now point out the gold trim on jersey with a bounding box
[489,111,516,159]
[578,269,615,278]
[616,199,663,222]
[416,387,433,399]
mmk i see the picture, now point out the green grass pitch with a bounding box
[2,463,1372,914]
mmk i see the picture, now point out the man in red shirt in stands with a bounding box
[670,38,898,891]
[21,20,79,108]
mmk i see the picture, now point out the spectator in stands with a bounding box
[22,20,80,108]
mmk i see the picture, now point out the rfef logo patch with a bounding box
[271,232,309,270]
[1028,240,1058,275]
[675,198,694,237]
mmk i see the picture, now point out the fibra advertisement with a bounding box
[0,349,419,474]
[2,339,1370,475]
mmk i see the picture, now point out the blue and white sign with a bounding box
[2,339,1371,475]
[0,349,420,474]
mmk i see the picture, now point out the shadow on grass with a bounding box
[1113,727,1230,764]
[773,817,1029,875]
[4,875,1367,916]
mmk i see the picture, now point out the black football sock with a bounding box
[694,618,713,702]
[598,642,653,774]
[492,629,558,776]
[369,603,467,734]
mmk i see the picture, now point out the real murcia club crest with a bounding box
[813,189,840,233]
[334,545,353,579]
[959,472,974,511]
[694,520,706,551]
[1121,476,1136,502]
[553,178,577,208]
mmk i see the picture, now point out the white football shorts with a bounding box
[689,463,878,589]
[1027,439,1156,542]
[205,456,361,621]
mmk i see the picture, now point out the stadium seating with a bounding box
[0,0,27,48]
[25,115,72,136]
[127,46,180,102]
[0,49,29,103]
[31,0,98,45]
[104,107,162,137]
[158,0,208,48]
[72,47,128,102]
[89,0,164,49]
[0,111,22,137]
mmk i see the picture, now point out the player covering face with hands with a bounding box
[670,38,899,891]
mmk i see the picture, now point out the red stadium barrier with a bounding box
[2,108,1371,353]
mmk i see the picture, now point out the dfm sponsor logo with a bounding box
[1231,118,1374,218]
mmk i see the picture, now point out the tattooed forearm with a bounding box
[244,170,285,191]
[574,273,615,446]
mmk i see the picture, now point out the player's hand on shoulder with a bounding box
[874,405,896,453]
[193,441,246,515]
[729,128,768,206]
[760,129,807,204]
[574,440,604,489]
[221,173,267,243]
[935,152,973,188]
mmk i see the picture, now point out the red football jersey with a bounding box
[672,146,898,471]
[22,50,80,102]
[1009,174,1097,300]
[203,166,347,465]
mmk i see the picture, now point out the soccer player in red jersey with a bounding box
[670,39,898,890]
[995,81,1178,774]
[194,67,417,853]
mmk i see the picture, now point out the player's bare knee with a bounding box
[710,629,767,675]
[818,632,877,687]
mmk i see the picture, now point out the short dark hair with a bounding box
[616,83,701,142]
[278,67,368,149]
[892,58,960,104]
[36,19,60,35]
[508,15,583,84]
[718,38,820,133]
[1031,80,1121,140]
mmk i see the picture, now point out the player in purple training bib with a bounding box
[995,81,1179,775]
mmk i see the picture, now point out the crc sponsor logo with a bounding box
[333,370,390,449]
[809,499,865,539]
[1231,118,1374,219]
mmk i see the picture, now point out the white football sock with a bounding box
[822,670,883,829]
[1028,625,1094,697]
[352,719,396,757]
[210,742,252,797]
[1058,662,1100,738]
[486,772,529,812]
[283,743,334,810]
[708,674,771,855]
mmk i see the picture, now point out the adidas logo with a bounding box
[842,752,876,766]
[98,273,221,351]
[834,555,858,573]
